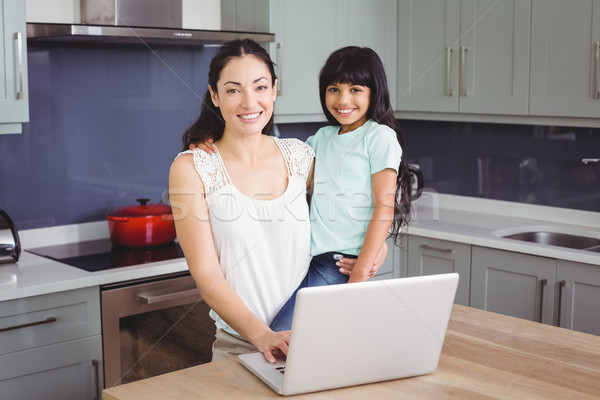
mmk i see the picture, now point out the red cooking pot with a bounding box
[106,198,176,247]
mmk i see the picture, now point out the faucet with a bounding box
[582,158,600,164]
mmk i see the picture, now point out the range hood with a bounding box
[26,0,275,46]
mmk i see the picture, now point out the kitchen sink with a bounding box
[501,231,600,252]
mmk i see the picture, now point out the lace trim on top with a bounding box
[191,137,313,200]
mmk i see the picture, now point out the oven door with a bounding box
[101,272,215,387]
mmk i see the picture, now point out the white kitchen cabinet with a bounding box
[406,235,471,306]
[0,0,29,134]
[470,246,557,324]
[222,0,398,123]
[0,286,103,399]
[529,0,600,118]
[396,0,531,115]
[556,260,600,335]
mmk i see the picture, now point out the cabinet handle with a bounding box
[92,359,101,400]
[276,42,283,96]
[459,46,468,97]
[137,288,199,304]
[445,46,454,96]
[0,316,57,333]
[556,280,566,327]
[594,41,600,99]
[419,244,452,253]
[538,278,548,323]
[13,32,24,100]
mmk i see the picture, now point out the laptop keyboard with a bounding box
[275,366,286,375]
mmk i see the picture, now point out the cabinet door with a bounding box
[556,260,600,335]
[0,0,29,133]
[397,0,461,113]
[407,236,471,306]
[470,247,556,324]
[0,335,103,400]
[338,0,398,110]
[397,0,530,115]
[268,0,340,121]
[458,0,531,114]
[530,0,600,117]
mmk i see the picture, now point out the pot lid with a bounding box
[107,198,171,218]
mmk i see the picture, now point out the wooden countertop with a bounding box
[103,305,600,400]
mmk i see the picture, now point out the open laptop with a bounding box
[238,273,459,396]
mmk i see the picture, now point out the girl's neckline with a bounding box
[336,119,372,136]
[212,136,292,203]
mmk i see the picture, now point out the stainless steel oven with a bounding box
[101,272,215,387]
[26,239,216,388]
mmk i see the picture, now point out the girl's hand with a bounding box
[255,329,290,363]
[337,241,388,278]
[189,138,217,154]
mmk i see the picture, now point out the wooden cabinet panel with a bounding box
[397,0,530,115]
[470,246,557,324]
[530,0,600,118]
[556,260,600,335]
[407,236,471,306]
[0,0,29,133]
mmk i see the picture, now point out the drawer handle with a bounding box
[419,244,452,253]
[594,41,600,99]
[92,359,101,400]
[138,289,199,304]
[445,46,454,96]
[556,280,566,327]
[538,278,548,323]
[0,316,57,333]
[14,32,24,100]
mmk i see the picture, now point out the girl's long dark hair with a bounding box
[319,46,411,244]
[181,39,277,151]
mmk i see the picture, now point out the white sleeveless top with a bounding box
[178,137,314,335]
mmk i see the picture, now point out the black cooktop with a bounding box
[26,239,184,272]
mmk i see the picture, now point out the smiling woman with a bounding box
[168,39,314,364]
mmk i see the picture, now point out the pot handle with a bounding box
[136,198,150,206]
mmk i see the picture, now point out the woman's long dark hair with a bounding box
[181,39,277,151]
[319,46,411,244]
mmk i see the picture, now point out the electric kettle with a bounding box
[0,210,21,263]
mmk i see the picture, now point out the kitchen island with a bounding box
[102,304,600,400]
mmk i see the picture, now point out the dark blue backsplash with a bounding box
[277,121,600,213]
[0,43,218,229]
[1,43,599,230]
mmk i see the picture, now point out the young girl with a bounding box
[268,46,411,331]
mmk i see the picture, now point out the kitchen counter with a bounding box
[0,221,189,302]
[409,193,600,265]
[102,304,600,400]
[1,194,598,302]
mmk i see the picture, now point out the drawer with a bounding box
[0,286,101,355]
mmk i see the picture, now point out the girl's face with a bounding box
[325,82,371,134]
[209,54,277,139]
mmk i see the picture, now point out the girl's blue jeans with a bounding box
[269,252,357,332]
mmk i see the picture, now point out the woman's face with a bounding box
[209,54,277,139]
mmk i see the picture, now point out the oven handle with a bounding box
[137,288,200,304]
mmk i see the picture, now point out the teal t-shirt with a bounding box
[307,119,402,256]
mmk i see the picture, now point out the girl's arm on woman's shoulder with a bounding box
[347,168,397,283]
[168,155,288,363]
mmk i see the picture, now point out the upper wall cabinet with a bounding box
[530,0,600,118]
[222,0,398,123]
[396,0,531,115]
[0,0,29,134]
